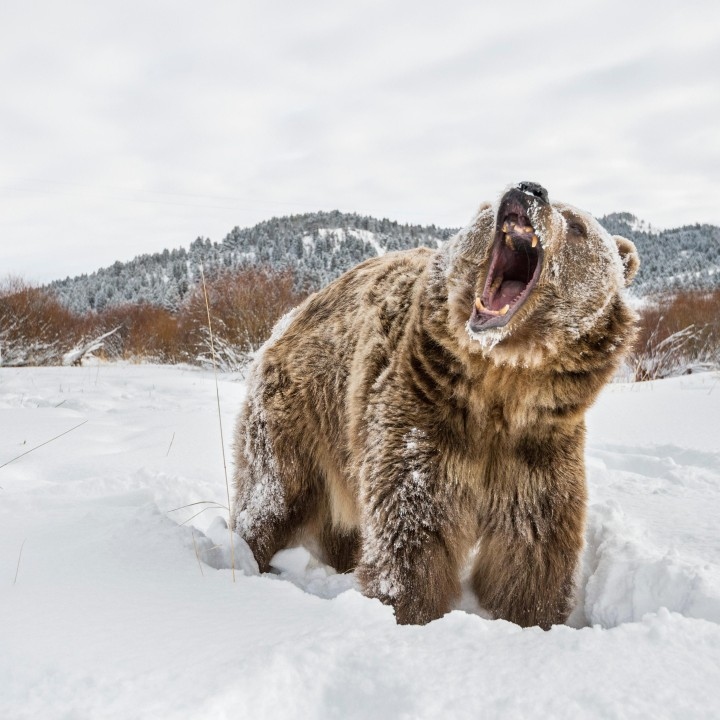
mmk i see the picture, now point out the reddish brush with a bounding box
[630,289,720,380]
[1,268,307,367]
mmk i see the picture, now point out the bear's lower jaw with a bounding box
[469,210,543,333]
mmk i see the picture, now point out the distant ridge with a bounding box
[48,210,720,313]
[598,212,720,295]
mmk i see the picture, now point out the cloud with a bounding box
[1,0,719,281]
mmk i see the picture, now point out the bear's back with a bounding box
[253,247,436,471]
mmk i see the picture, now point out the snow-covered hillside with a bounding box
[47,212,455,313]
[45,210,720,314]
[1,365,719,719]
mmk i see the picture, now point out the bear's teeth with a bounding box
[475,297,510,316]
[531,234,538,248]
[504,234,515,250]
[490,275,503,294]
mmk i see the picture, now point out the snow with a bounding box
[350,228,387,257]
[628,216,659,235]
[1,364,720,719]
[308,227,388,257]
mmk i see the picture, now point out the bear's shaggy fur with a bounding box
[232,182,639,627]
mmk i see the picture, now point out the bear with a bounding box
[231,181,640,628]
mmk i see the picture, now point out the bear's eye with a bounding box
[567,220,587,237]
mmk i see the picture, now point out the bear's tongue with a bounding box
[490,280,525,311]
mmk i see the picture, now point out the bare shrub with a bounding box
[629,289,720,381]
[99,303,181,363]
[6,271,718,381]
[0,277,86,366]
[77,266,305,369]
[178,267,306,370]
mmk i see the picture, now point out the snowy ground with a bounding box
[1,364,719,719]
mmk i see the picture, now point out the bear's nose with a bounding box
[516,181,549,204]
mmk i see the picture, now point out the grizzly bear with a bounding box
[232,181,639,628]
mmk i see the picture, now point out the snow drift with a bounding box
[1,365,719,718]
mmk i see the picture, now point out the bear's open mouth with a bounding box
[469,202,543,331]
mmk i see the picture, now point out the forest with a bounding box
[2,210,719,380]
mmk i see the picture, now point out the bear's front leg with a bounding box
[471,522,582,629]
[356,427,470,625]
[471,443,587,629]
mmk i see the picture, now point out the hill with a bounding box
[47,210,720,313]
[598,212,720,295]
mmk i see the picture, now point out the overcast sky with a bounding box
[2,0,719,283]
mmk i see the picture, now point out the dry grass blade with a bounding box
[0,420,88,471]
[200,264,236,582]
[167,499,229,513]
[180,506,226,526]
[166,431,175,457]
[14,539,26,585]
[200,544,222,554]
[191,530,204,577]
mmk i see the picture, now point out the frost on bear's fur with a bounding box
[231,182,640,627]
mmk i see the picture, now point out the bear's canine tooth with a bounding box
[531,234,538,248]
[502,222,509,233]
[475,296,510,316]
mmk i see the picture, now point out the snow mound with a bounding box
[1,365,719,718]
[583,501,720,626]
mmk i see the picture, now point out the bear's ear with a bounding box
[614,235,640,286]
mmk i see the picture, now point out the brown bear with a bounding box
[231,181,639,628]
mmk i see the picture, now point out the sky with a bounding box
[1,0,719,283]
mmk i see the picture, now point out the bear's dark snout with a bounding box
[516,181,549,204]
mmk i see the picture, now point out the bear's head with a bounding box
[443,181,640,367]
